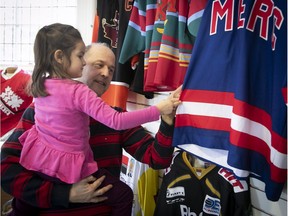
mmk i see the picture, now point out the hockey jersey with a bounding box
[119,0,157,87]
[120,150,159,216]
[1,68,33,137]
[173,0,287,201]
[119,0,157,66]
[96,0,134,109]
[144,0,196,91]
[119,0,207,92]
[154,151,251,216]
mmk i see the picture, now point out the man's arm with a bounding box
[122,86,181,169]
[121,116,175,169]
[1,104,71,208]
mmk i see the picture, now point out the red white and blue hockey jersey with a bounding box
[173,0,287,201]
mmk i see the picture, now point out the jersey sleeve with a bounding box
[121,116,175,169]
[119,0,154,64]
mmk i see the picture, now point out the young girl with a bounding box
[18,23,179,215]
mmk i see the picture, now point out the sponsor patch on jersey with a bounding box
[166,186,185,204]
[218,168,248,193]
[202,195,221,215]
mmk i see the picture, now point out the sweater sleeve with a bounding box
[121,116,175,169]
[0,104,71,208]
[74,84,160,130]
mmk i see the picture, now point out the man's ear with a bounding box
[54,49,64,64]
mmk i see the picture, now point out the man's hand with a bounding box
[161,85,182,125]
[69,175,113,203]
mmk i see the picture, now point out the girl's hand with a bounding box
[156,98,181,115]
[161,85,183,125]
[156,85,182,116]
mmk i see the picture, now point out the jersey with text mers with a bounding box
[154,151,251,216]
[173,0,287,201]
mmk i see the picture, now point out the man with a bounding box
[1,43,181,215]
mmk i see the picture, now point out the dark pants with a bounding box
[9,169,133,216]
[93,169,133,216]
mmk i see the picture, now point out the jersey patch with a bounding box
[166,186,185,204]
[202,195,221,215]
[218,168,249,193]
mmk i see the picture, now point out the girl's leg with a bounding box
[93,169,133,216]
[9,172,62,216]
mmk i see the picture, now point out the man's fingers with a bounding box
[82,175,97,183]
[171,98,181,104]
[95,184,113,196]
[90,175,106,188]
[90,184,113,203]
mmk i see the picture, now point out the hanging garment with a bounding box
[154,151,251,216]
[120,149,159,216]
[120,0,207,92]
[129,52,154,99]
[97,0,134,109]
[144,0,202,91]
[1,68,33,137]
[173,0,287,201]
[119,0,157,95]
[119,0,157,66]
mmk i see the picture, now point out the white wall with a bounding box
[126,91,287,216]
[76,0,96,46]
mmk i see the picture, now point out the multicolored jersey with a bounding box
[120,0,207,91]
[154,151,251,216]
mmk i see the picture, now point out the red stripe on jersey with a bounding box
[176,114,230,131]
[188,0,208,16]
[230,130,286,183]
[181,89,234,105]
[181,89,286,154]
[282,87,287,104]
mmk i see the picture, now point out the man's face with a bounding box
[81,45,115,96]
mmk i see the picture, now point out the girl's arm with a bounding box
[120,86,182,168]
[75,84,180,130]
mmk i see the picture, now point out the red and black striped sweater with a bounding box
[1,103,175,214]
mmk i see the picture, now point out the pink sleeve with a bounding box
[74,84,160,130]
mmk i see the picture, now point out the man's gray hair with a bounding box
[85,42,111,52]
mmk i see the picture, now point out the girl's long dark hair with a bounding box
[31,23,83,97]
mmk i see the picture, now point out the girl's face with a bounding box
[66,41,86,78]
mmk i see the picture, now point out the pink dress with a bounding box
[19,79,160,183]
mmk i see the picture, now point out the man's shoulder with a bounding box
[22,102,36,120]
